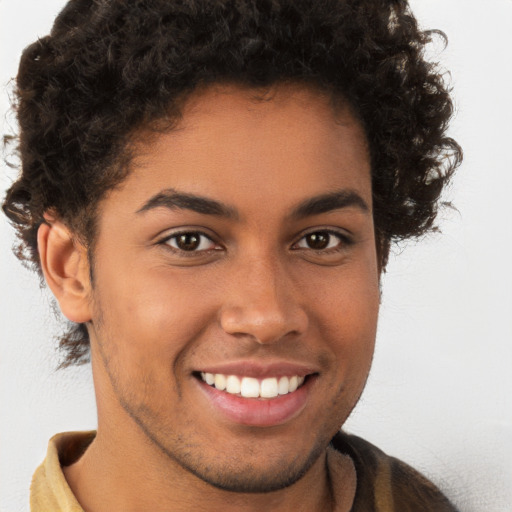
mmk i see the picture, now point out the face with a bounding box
[86,84,380,492]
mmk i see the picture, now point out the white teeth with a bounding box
[226,375,241,394]
[260,377,278,398]
[278,376,289,395]
[214,374,226,391]
[240,377,260,398]
[200,373,306,398]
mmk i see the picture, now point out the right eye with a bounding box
[164,231,219,253]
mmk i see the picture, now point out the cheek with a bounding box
[91,263,219,366]
[306,266,379,375]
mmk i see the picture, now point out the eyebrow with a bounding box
[136,188,369,220]
[290,190,370,219]
[136,189,238,219]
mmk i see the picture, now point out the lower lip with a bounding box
[196,377,313,427]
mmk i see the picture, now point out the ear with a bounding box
[38,217,92,324]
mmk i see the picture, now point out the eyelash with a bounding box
[291,229,353,253]
[159,228,352,256]
[160,230,221,255]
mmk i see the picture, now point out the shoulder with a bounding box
[330,431,459,512]
[30,431,95,512]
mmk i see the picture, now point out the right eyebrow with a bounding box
[136,188,239,219]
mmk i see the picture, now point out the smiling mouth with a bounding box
[198,372,307,399]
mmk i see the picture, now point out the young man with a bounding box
[2,1,462,510]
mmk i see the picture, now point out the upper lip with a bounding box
[195,361,319,379]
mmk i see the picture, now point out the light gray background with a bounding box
[1,1,511,511]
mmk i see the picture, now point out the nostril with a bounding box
[219,306,308,345]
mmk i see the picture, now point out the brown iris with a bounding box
[176,233,201,251]
[305,232,330,250]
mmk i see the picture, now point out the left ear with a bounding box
[37,216,93,324]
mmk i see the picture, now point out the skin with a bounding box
[39,84,380,512]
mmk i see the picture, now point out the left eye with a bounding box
[294,231,343,250]
[165,232,218,252]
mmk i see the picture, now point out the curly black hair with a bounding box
[2,0,461,367]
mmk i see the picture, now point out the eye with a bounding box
[164,231,218,252]
[294,231,345,251]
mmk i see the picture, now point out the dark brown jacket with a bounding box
[332,431,458,512]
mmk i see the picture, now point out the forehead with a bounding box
[102,83,371,218]
[180,82,353,130]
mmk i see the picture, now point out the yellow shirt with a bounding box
[30,432,95,512]
[29,431,356,512]
[30,430,457,511]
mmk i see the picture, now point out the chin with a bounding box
[177,441,327,494]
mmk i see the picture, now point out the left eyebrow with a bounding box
[290,190,370,220]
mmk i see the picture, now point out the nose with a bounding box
[219,256,308,344]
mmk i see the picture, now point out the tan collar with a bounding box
[30,431,95,512]
[32,431,359,512]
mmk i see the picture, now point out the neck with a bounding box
[63,425,341,512]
